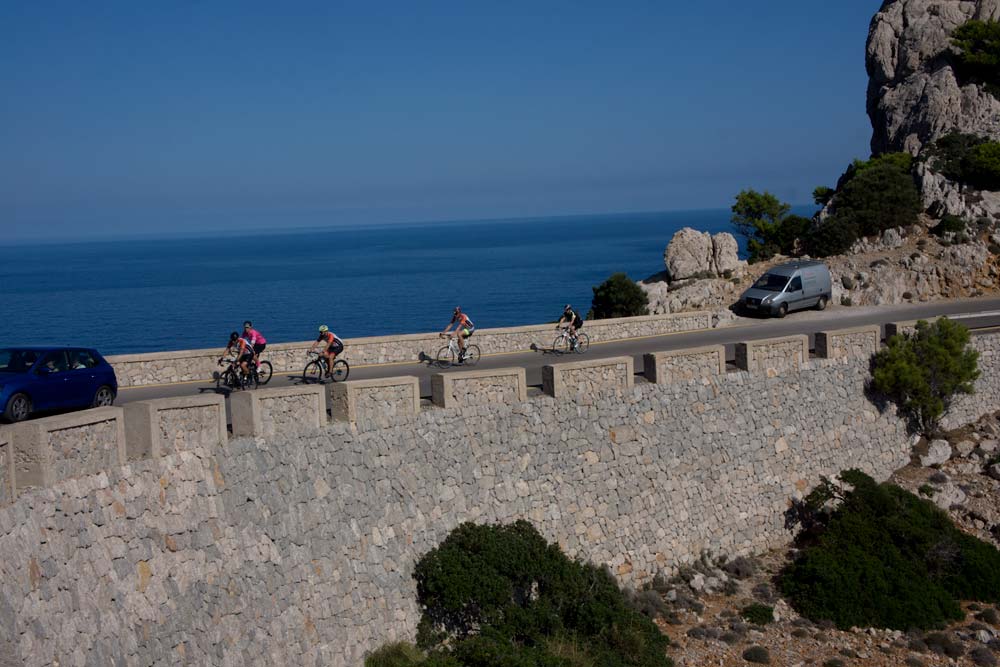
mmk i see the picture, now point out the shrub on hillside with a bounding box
[965,141,1000,190]
[803,215,859,257]
[730,190,809,262]
[813,186,835,206]
[589,272,649,319]
[410,520,672,666]
[931,215,969,237]
[831,153,921,237]
[924,132,1000,191]
[952,20,1000,95]
[871,318,980,435]
[780,470,1000,631]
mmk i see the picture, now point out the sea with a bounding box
[0,209,791,355]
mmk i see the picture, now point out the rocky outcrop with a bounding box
[663,228,744,281]
[867,0,1000,218]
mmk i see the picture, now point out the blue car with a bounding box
[0,347,118,423]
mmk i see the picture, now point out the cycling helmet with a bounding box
[318,325,329,333]
[229,331,239,342]
[564,304,572,311]
[454,306,461,314]
[243,320,253,328]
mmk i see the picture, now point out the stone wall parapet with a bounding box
[230,385,326,438]
[431,367,527,409]
[542,356,634,400]
[106,311,712,387]
[329,376,420,431]
[735,335,809,375]
[643,346,725,384]
[815,325,881,360]
[0,428,12,506]
[9,407,125,492]
[124,395,227,460]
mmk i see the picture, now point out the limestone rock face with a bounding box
[663,228,743,281]
[867,0,1000,217]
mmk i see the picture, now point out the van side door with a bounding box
[801,270,820,307]
[785,275,805,310]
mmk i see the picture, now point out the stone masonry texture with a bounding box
[47,419,121,486]
[0,333,997,666]
[158,406,224,456]
[0,430,11,507]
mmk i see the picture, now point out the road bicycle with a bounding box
[552,327,590,354]
[217,357,262,390]
[436,333,481,368]
[302,351,350,383]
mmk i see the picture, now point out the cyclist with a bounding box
[309,325,344,378]
[442,306,475,361]
[222,331,255,376]
[242,320,267,368]
[556,304,584,349]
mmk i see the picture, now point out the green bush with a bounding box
[730,190,810,262]
[952,20,1000,95]
[803,215,859,257]
[589,273,649,320]
[924,132,1000,191]
[411,520,672,667]
[813,186,835,206]
[931,215,968,237]
[965,141,1000,190]
[872,318,980,435]
[741,604,774,625]
[780,470,1000,631]
[742,646,770,664]
[831,153,921,237]
[365,642,427,667]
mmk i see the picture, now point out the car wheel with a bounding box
[816,295,828,311]
[4,393,32,423]
[776,303,788,318]
[92,386,115,408]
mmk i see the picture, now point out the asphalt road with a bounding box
[117,297,1000,406]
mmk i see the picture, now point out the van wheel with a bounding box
[776,303,788,318]
[816,295,828,311]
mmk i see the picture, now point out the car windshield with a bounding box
[0,349,40,373]
[753,273,790,292]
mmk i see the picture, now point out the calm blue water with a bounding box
[1,210,747,354]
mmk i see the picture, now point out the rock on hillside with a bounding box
[663,228,745,282]
[641,223,1000,316]
[868,0,1000,218]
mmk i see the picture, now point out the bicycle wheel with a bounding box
[303,360,325,384]
[257,360,273,384]
[462,345,481,366]
[220,368,238,390]
[330,359,350,382]
[436,345,454,368]
[239,370,256,390]
[552,334,570,354]
[573,333,590,354]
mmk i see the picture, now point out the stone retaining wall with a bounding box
[124,396,228,460]
[431,368,527,409]
[735,335,809,375]
[542,356,634,401]
[329,376,420,431]
[643,346,725,384]
[9,408,125,492]
[885,317,941,338]
[0,428,11,506]
[106,311,713,387]
[230,385,325,438]
[815,325,880,360]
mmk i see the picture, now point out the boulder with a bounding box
[988,464,1000,482]
[955,440,976,458]
[664,228,713,281]
[663,228,744,281]
[921,439,951,467]
[980,439,999,454]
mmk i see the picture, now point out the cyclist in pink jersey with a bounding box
[243,321,267,367]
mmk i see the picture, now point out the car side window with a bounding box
[788,276,803,291]
[38,351,68,374]
[71,350,98,370]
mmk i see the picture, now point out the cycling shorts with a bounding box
[327,341,344,355]
[461,327,474,338]
[239,351,254,364]
[253,343,266,355]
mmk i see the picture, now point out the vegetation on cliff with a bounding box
[365,521,672,667]
[589,272,650,319]
[925,132,1000,191]
[780,469,1000,631]
[730,189,810,263]
[952,19,1000,97]
[872,318,980,436]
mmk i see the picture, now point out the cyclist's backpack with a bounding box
[573,313,584,328]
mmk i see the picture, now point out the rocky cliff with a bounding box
[868,0,1000,217]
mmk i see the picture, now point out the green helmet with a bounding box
[318,325,329,333]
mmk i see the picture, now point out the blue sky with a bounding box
[0,1,879,241]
